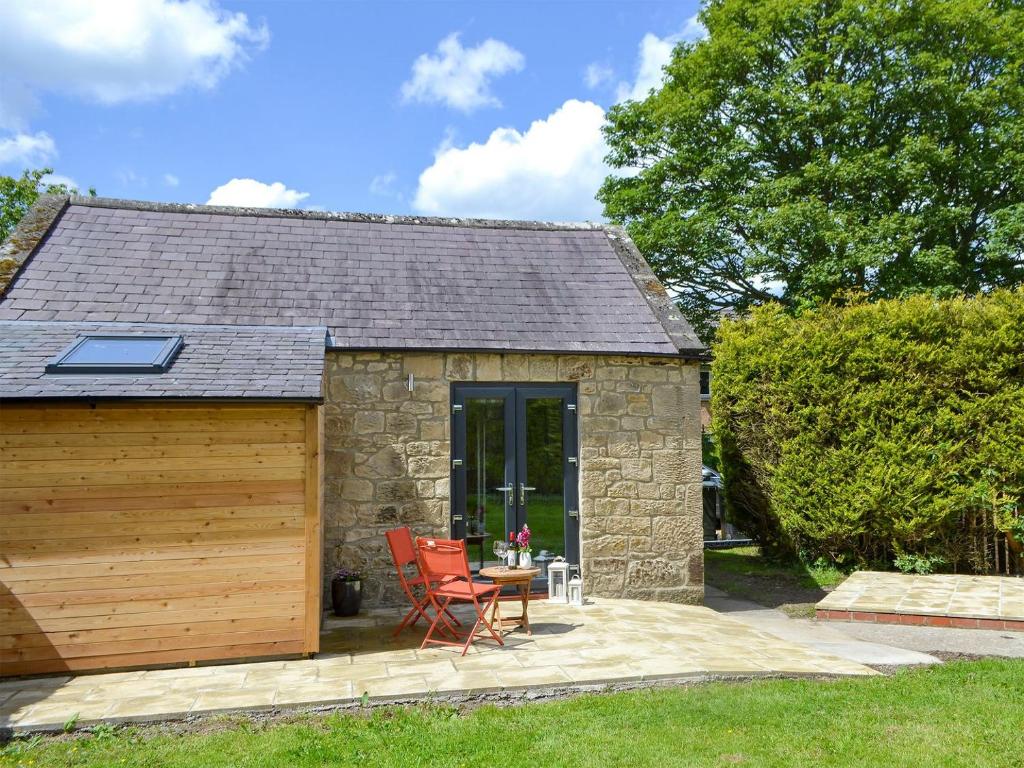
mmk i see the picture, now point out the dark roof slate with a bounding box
[0,197,703,356]
[0,321,325,401]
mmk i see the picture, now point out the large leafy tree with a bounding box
[599,0,1024,339]
[0,168,94,244]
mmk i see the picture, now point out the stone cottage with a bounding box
[1,196,707,624]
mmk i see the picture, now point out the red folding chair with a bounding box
[416,537,503,656]
[385,527,460,638]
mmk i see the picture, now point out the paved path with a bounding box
[705,586,1024,664]
[0,597,874,733]
[818,571,1024,626]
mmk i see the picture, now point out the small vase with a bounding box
[331,578,362,617]
[519,551,532,568]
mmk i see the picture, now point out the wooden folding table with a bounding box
[479,566,541,636]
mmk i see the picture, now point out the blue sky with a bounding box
[0,0,703,221]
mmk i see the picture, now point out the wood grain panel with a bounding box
[0,402,323,676]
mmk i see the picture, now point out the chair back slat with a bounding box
[385,526,417,568]
[416,538,471,582]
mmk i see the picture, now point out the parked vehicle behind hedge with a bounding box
[712,290,1024,574]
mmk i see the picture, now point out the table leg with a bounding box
[519,583,531,635]
[491,595,503,634]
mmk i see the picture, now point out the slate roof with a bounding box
[0,321,325,401]
[0,197,703,356]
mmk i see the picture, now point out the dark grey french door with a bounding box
[451,383,579,575]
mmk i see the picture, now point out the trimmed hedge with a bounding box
[712,291,1024,572]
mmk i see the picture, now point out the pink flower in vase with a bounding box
[516,524,531,551]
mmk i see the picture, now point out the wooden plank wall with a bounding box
[0,401,322,677]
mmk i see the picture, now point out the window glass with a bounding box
[700,368,711,397]
[64,338,170,366]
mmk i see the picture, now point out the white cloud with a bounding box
[0,130,56,166]
[411,21,707,222]
[163,173,180,187]
[680,13,708,41]
[206,178,309,209]
[616,14,707,103]
[584,62,614,89]
[41,172,78,190]
[369,172,396,196]
[0,0,268,125]
[401,33,524,112]
[116,169,146,187]
[413,99,610,221]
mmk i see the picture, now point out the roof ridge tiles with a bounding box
[66,195,610,232]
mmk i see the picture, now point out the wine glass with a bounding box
[492,539,508,568]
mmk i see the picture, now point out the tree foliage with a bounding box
[0,168,94,244]
[712,291,1024,572]
[599,0,1024,339]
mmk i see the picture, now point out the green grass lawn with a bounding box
[4,660,1022,768]
[705,546,848,617]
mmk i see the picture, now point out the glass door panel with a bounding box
[521,397,565,561]
[464,397,510,571]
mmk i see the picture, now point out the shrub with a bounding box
[712,291,1024,572]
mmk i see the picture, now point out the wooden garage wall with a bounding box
[0,401,323,677]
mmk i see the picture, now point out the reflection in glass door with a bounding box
[518,393,567,564]
[462,395,513,571]
[451,384,579,582]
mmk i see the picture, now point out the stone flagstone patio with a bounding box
[0,598,876,733]
[817,571,1024,630]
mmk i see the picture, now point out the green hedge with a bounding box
[712,291,1024,572]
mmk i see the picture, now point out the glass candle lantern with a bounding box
[547,557,569,603]
[568,572,584,607]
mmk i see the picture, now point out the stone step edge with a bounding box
[816,609,1024,632]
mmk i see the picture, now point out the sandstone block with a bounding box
[403,355,443,378]
[353,411,384,434]
[626,558,683,588]
[445,354,474,379]
[407,455,449,479]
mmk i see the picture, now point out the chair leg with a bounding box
[394,586,434,637]
[476,592,504,645]
[392,604,422,638]
[459,592,503,655]
[443,605,462,627]
[420,594,454,650]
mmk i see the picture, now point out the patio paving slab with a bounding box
[817,571,1024,630]
[0,597,875,733]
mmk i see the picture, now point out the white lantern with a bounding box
[568,570,584,607]
[547,557,569,603]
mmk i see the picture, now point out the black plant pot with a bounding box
[331,578,362,617]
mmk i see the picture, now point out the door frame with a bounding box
[450,382,580,566]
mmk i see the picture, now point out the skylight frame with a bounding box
[45,334,184,374]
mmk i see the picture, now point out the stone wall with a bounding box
[322,351,703,608]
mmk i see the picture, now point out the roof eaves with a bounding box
[323,341,699,359]
[601,225,707,355]
[0,194,69,298]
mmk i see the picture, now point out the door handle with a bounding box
[519,483,536,505]
[496,486,514,507]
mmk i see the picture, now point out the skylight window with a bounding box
[46,335,184,374]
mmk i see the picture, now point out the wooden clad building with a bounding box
[0,323,325,676]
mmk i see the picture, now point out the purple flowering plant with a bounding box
[333,567,362,583]
[516,524,532,554]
